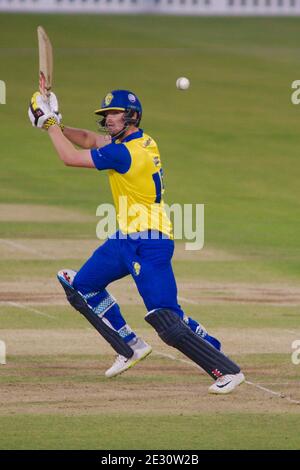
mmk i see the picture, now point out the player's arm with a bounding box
[48,126,131,171]
[48,125,95,168]
[47,91,111,149]
[62,126,111,149]
[28,91,130,171]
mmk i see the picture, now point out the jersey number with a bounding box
[152,168,164,203]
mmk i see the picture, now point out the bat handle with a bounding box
[39,71,51,104]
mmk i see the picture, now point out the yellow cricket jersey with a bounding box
[91,129,173,238]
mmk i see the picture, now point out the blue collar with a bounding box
[114,129,143,144]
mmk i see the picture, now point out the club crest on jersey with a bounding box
[104,93,113,106]
[132,261,141,276]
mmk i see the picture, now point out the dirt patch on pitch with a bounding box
[0,279,65,305]
[0,356,299,417]
[0,328,299,416]
[0,204,95,223]
[1,277,300,306]
[178,281,300,306]
[0,278,143,306]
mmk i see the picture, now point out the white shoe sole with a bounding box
[105,346,152,378]
[208,373,245,394]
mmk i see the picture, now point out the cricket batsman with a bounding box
[28,89,245,393]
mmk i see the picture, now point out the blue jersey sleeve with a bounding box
[90,143,131,174]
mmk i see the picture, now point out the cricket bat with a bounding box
[37,26,53,103]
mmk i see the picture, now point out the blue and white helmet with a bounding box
[95,89,142,127]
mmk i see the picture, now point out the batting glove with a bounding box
[48,92,63,125]
[28,91,59,130]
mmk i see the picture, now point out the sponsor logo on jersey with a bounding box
[143,137,152,148]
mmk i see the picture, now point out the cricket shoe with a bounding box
[105,338,152,378]
[208,372,245,394]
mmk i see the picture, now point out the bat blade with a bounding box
[37,26,53,101]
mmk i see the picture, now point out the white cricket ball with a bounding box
[176,77,190,90]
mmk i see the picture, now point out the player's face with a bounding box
[105,110,125,136]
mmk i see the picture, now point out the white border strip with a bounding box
[1,0,300,15]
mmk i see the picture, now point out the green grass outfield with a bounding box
[0,14,300,450]
[1,14,300,254]
[0,414,299,450]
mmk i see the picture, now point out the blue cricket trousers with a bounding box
[73,230,184,317]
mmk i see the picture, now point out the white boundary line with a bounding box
[284,329,300,336]
[245,380,300,405]
[0,239,48,259]
[153,351,300,406]
[153,351,200,369]
[256,382,298,386]
[5,301,55,319]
